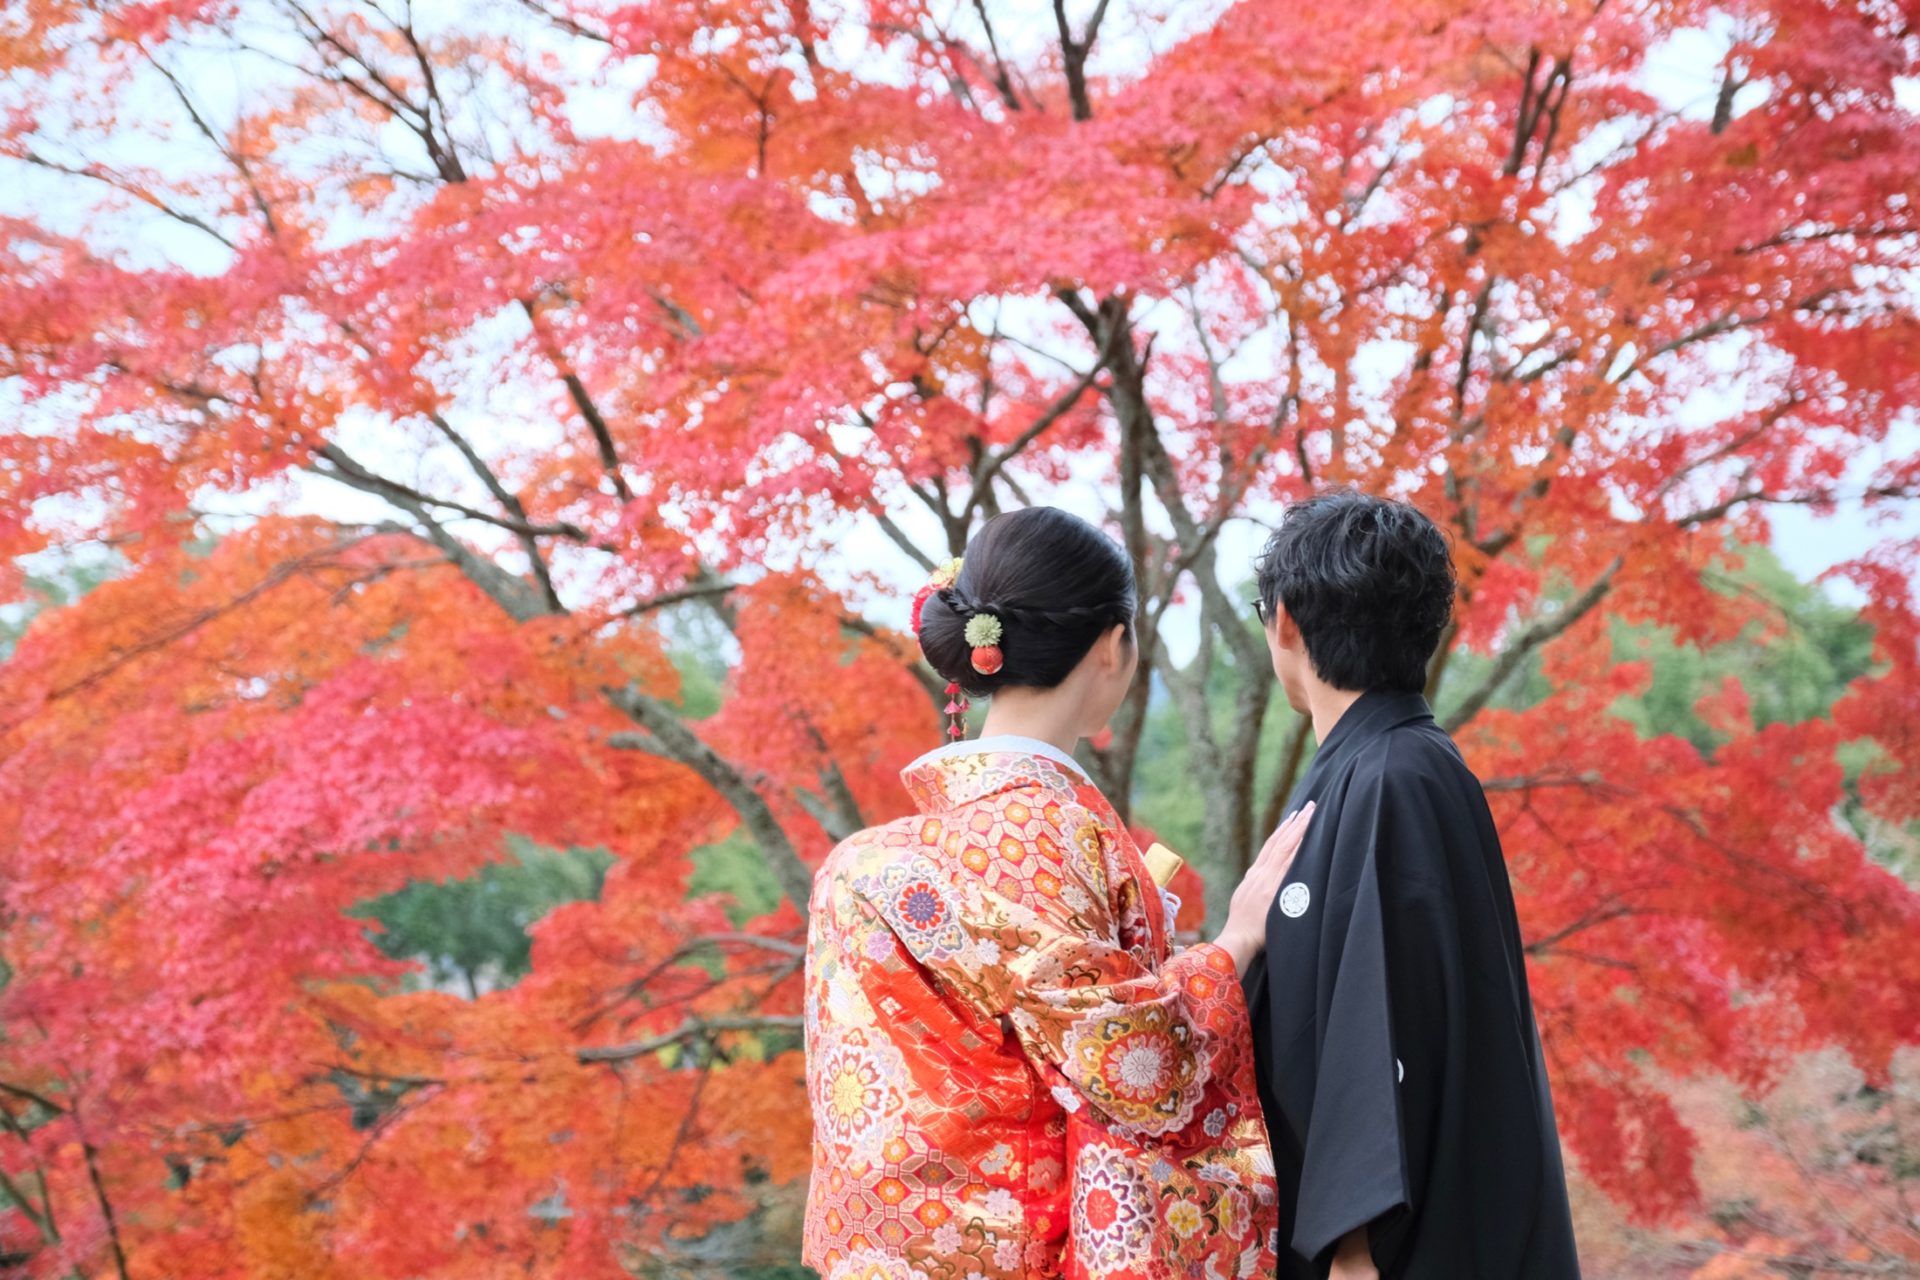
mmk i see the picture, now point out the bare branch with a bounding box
[1052,0,1111,120]
[577,1015,805,1064]
[14,148,236,249]
[142,47,286,237]
[280,0,469,182]
[618,579,738,618]
[788,717,867,842]
[73,1109,130,1280]
[1710,66,1743,136]
[1734,222,1919,255]
[311,445,551,621]
[1616,288,1841,384]
[604,686,814,912]
[522,300,635,502]
[510,0,612,42]
[0,1164,58,1245]
[424,411,561,610]
[969,0,1023,110]
[871,507,939,573]
[1443,557,1622,733]
[0,1081,64,1116]
[1675,482,1915,529]
[684,933,806,960]
[965,356,1108,515]
[1453,279,1494,421]
[309,444,582,539]
[837,611,948,707]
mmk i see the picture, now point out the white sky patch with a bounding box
[4,3,1914,654]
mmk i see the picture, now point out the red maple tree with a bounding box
[2,0,1917,1274]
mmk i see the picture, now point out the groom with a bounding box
[1242,491,1581,1279]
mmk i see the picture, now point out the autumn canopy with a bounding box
[1,0,1918,1275]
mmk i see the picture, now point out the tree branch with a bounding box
[577,1015,805,1064]
[509,0,611,43]
[144,49,282,238]
[424,411,561,610]
[14,148,236,249]
[1051,0,1111,120]
[604,687,814,912]
[618,579,738,617]
[521,300,635,502]
[684,933,805,960]
[837,611,947,707]
[0,1081,65,1116]
[969,0,1024,111]
[964,355,1108,516]
[1442,557,1622,733]
[73,1110,129,1280]
[310,445,552,621]
[309,444,585,540]
[871,507,939,573]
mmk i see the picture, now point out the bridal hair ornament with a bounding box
[963,612,1005,676]
[910,557,974,740]
[910,557,964,638]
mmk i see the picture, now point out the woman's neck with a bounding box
[977,690,1084,759]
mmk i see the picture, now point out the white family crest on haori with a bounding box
[1278,882,1311,918]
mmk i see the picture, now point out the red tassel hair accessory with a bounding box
[911,558,971,739]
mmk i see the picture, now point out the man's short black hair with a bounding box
[1255,490,1456,693]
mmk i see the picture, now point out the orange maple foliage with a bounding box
[1,0,1918,1276]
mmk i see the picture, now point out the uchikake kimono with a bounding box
[803,736,1280,1280]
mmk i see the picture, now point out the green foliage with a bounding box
[1131,540,1885,927]
[1130,617,1313,925]
[352,835,613,996]
[687,830,786,929]
[0,554,122,661]
[634,1180,814,1279]
[1429,543,1873,740]
[1130,688,1208,875]
[666,606,732,718]
[1608,545,1875,751]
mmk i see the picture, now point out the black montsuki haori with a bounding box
[1244,689,1582,1280]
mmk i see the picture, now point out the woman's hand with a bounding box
[1214,801,1315,978]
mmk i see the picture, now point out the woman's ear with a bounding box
[1100,622,1130,674]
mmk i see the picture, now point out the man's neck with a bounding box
[1306,682,1367,745]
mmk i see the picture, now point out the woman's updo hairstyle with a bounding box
[917,507,1137,699]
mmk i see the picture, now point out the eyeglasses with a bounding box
[1251,596,1269,625]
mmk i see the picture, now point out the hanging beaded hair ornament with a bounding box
[910,558,974,739]
[962,613,1004,675]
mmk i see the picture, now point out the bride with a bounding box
[803,505,1312,1280]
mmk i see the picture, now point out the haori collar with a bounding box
[1314,689,1436,759]
[899,734,1092,814]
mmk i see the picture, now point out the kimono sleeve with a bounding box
[1285,763,1451,1268]
[853,795,1255,1150]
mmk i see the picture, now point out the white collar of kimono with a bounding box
[904,734,1091,782]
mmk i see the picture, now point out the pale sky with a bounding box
[4,0,1915,652]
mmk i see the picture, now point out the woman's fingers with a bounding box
[1258,814,1294,862]
[1233,802,1316,925]
[1258,800,1315,869]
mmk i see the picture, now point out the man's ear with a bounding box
[1275,604,1303,651]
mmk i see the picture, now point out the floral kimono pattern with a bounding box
[803,741,1279,1280]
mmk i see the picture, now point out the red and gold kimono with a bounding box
[803,736,1279,1280]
